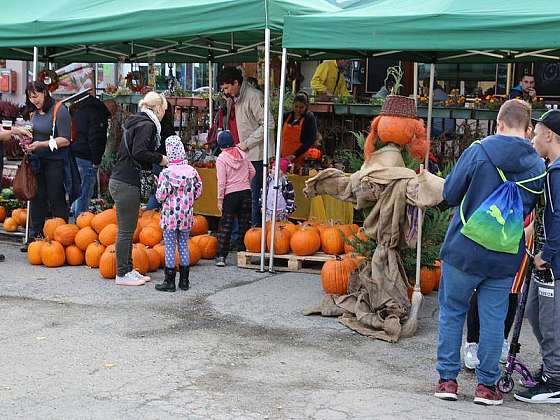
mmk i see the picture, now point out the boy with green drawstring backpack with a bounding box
[435,99,546,406]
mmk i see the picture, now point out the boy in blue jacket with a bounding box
[515,110,560,404]
[435,99,546,406]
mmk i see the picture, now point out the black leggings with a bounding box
[466,291,519,343]
[217,190,252,258]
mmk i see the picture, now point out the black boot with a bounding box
[155,267,176,292]
[178,265,190,290]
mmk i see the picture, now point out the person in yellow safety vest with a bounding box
[310,60,350,98]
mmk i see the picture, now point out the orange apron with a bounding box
[281,115,305,166]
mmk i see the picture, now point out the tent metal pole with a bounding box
[506,63,512,96]
[413,62,418,101]
[259,28,271,272]
[268,48,287,272]
[208,60,213,132]
[25,47,39,245]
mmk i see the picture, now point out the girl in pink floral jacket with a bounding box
[155,135,202,292]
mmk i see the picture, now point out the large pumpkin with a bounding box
[85,241,106,268]
[12,208,27,226]
[145,248,161,272]
[188,240,202,266]
[320,227,345,255]
[244,228,264,253]
[53,224,80,247]
[43,218,66,240]
[91,208,117,234]
[320,257,356,295]
[3,217,18,232]
[99,249,117,279]
[153,243,165,268]
[65,245,84,266]
[192,234,218,259]
[40,240,66,268]
[27,240,45,265]
[290,227,321,256]
[99,223,118,246]
[0,206,6,222]
[191,215,209,236]
[266,226,291,255]
[139,226,163,247]
[76,212,95,229]
[132,244,149,275]
[75,227,98,251]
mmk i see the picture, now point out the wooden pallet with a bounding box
[237,251,334,274]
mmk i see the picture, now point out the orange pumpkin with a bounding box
[290,227,321,256]
[188,240,202,266]
[320,256,356,295]
[337,224,354,238]
[40,240,66,268]
[12,208,27,226]
[419,266,438,295]
[145,248,160,272]
[193,234,218,259]
[75,227,98,251]
[305,147,322,161]
[27,240,45,265]
[0,206,5,222]
[350,224,360,234]
[43,217,66,240]
[85,241,106,268]
[151,212,161,225]
[299,221,321,236]
[91,208,117,234]
[65,245,84,266]
[99,249,117,279]
[76,212,95,229]
[99,224,118,246]
[153,244,165,268]
[3,217,18,232]
[191,215,209,236]
[133,223,142,243]
[244,228,264,252]
[132,244,149,275]
[53,224,80,247]
[105,244,115,253]
[266,226,291,255]
[320,227,345,255]
[432,260,442,291]
[139,226,163,247]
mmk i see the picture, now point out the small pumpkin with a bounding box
[3,217,18,232]
[192,234,218,259]
[27,240,45,265]
[153,243,165,268]
[244,228,264,253]
[0,206,6,222]
[91,208,117,234]
[12,208,27,226]
[99,223,118,246]
[290,227,321,256]
[145,248,161,272]
[266,226,291,255]
[139,226,163,247]
[191,215,209,236]
[65,245,84,266]
[320,256,356,295]
[133,223,142,243]
[75,227,98,251]
[40,240,66,268]
[43,217,66,240]
[85,241,106,268]
[76,212,95,229]
[53,224,80,247]
[320,227,345,255]
[99,249,117,279]
[132,244,149,275]
[304,147,322,161]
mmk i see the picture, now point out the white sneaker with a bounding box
[463,342,480,370]
[115,272,146,286]
[130,269,151,282]
[500,339,509,364]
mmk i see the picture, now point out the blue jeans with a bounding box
[145,194,161,210]
[250,160,263,227]
[71,157,96,216]
[437,262,513,386]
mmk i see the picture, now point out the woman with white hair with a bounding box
[109,92,169,286]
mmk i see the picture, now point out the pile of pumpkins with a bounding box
[25,208,217,280]
[243,220,368,295]
[1,206,28,231]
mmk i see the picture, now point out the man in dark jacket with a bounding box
[70,95,110,216]
[434,99,546,406]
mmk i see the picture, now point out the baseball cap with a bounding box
[532,110,560,136]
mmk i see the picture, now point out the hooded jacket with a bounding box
[110,112,163,187]
[216,146,256,209]
[70,96,110,165]
[541,160,560,278]
[441,134,546,279]
[156,136,202,231]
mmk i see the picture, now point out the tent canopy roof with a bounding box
[282,0,560,63]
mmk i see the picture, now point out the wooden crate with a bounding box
[237,251,334,274]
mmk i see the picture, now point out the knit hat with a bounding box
[217,130,234,149]
[165,135,187,163]
[272,158,290,173]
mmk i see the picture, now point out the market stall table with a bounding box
[193,167,353,223]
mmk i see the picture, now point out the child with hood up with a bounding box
[155,136,202,292]
[263,158,295,221]
[215,130,256,267]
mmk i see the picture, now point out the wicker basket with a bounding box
[380,95,417,119]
